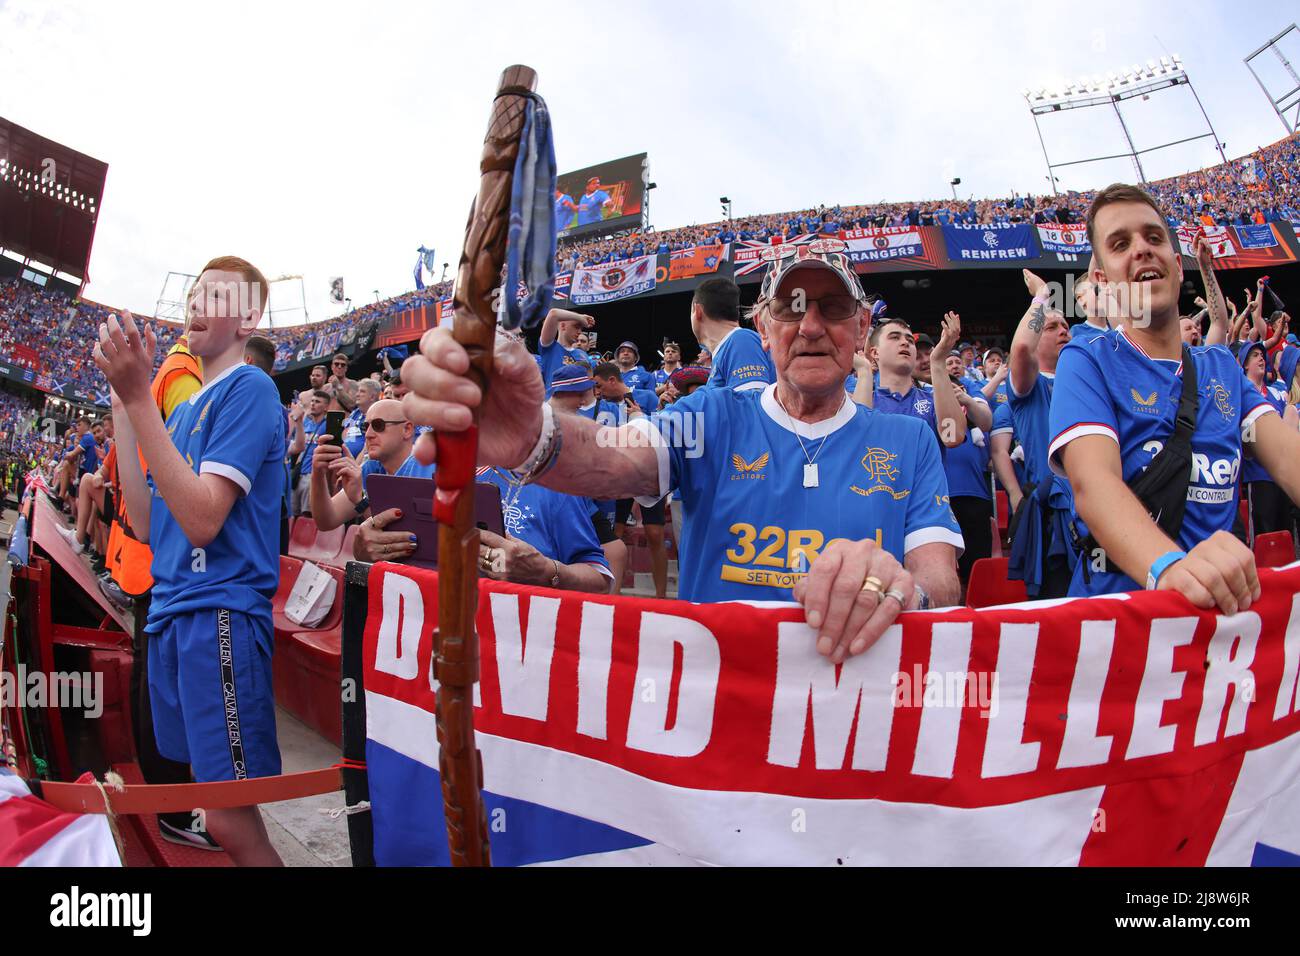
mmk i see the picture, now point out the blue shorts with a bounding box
[148,608,281,783]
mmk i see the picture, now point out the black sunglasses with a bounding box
[364,419,407,434]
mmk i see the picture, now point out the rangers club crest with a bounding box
[602,268,626,290]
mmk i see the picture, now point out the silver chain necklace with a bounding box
[773,389,834,488]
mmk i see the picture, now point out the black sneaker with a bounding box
[89,554,107,575]
[158,811,222,851]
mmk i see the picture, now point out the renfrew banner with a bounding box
[360,563,1300,867]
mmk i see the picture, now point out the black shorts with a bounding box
[615,497,665,527]
[591,513,617,544]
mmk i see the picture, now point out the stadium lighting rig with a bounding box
[1244,24,1300,136]
[1021,54,1227,187]
[0,156,98,213]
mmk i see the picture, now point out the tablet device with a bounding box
[365,475,504,569]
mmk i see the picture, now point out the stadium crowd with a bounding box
[9,129,1299,864]
[557,135,1300,269]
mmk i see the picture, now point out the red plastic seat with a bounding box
[297,524,346,566]
[272,563,346,745]
[323,525,359,568]
[1253,530,1295,569]
[1239,499,1250,544]
[288,516,318,559]
[272,559,344,640]
[966,557,1028,609]
[995,491,1010,532]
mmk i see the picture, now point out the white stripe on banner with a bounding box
[366,690,1106,867]
[1206,731,1300,865]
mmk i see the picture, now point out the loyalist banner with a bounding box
[569,254,657,305]
[359,562,1300,867]
[941,222,1038,262]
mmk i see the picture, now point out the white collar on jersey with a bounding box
[760,383,856,439]
[187,361,243,404]
[1118,328,1183,373]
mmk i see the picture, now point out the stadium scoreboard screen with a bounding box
[555,152,647,240]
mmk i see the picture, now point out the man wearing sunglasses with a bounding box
[401,240,963,666]
[309,398,432,534]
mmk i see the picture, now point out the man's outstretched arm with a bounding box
[400,327,660,500]
[1061,434,1258,614]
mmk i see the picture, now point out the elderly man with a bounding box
[341,378,381,458]
[401,241,962,663]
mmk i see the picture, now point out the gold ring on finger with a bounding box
[861,575,884,595]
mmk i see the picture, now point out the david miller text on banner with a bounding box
[360,563,1300,867]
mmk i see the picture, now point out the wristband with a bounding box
[354,495,370,515]
[508,403,562,485]
[1146,550,1187,590]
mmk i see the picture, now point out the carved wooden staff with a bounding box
[430,64,538,868]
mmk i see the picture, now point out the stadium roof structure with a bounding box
[0,116,107,285]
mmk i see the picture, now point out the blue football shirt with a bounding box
[990,395,1027,489]
[1048,332,1273,596]
[145,364,287,632]
[554,194,576,233]
[78,433,98,474]
[538,340,592,392]
[577,189,610,225]
[944,382,991,500]
[1241,385,1286,483]
[341,407,366,458]
[873,382,944,454]
[1069,320,1113,340]
[630,384,963,603]
[620,365,657,392]
[299,413,327,476]
[475,468,611,582]
[360,453,436,493]
[708,327,774,392]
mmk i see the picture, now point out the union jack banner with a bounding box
[731,234,819,276]
[24,470,50,495]
[361,562,1300,866]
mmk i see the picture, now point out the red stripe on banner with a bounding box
[1078,750,1246,865]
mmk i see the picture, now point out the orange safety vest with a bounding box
[107,341,203,597]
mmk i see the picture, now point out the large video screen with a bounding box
[554,152,647,240]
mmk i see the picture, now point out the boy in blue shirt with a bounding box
[95,255,286,866]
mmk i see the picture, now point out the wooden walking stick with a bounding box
[430,64,538,867]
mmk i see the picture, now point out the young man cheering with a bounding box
[1051,184,1300,609]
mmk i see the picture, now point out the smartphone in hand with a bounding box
[324,410,346,444]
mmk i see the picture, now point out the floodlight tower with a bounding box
[1023,54,1228,189]
[1244,24,1300,135]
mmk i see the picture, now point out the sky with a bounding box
[1,0,1297,326]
